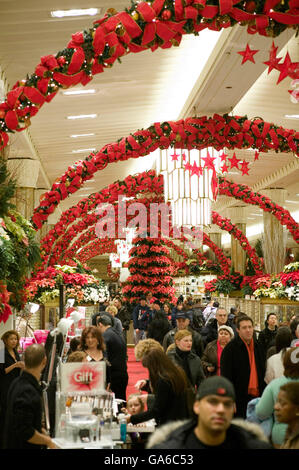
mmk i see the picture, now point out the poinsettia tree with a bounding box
[122,237,176,304]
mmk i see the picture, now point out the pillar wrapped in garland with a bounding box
[122,237,176,304]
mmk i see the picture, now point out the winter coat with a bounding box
[201,318,236,347]
[162,327,204,358]
[116,305,131,331]
[258,326,278,355]
[220,334,266,418]
[167,347,205,390]
[256,376,299,446]
[281,423,299,449]
[201,339,218,376]
[146,312,171,345]
[147,418,272,449]
[132,304,152,331]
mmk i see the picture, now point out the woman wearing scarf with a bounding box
[201,325,234,377]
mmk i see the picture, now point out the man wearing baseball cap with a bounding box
[147,376,271,449]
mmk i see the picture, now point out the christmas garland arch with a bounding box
[1,1,298,151]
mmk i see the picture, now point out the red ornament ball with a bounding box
[244,1,256,13]
[162,9,172,21]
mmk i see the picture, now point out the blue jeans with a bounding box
[134,329,145,345]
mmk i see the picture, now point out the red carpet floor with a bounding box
[126,347,149,400]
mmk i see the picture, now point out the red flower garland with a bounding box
[219,177,299,244]
[31,115,298,230]
[1,1,297,150]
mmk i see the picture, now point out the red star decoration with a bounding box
[263,41,282,74]
[202,151,216,171]
[254,151,260,161]
[288,88,299,103]
[240,160,250,175]
[237,43,259,65]
[170,151,180,161]
[182,152,187,161]
[221,163,229,173]
[277,52,293,84]
[190,161,202,176]
[220,152,228,162]
[228,152,240,169]
[184,161,192,171]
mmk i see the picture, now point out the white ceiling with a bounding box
[0,0,298,253]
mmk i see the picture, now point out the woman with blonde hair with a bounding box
[167,329,205,392]
[105,304,123,337]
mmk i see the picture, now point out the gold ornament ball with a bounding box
[131,11,140,21]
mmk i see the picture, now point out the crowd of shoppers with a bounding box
[0,292,298,450]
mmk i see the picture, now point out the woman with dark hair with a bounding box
[265,326,292,384]
[80,326,106,361]
[275,382,299,449]
[258,313,278,356]
[128,348,190,427]
[0,330,24,446]
[146,310,171,345]
[256,348,299,448]
[80,326,111,387]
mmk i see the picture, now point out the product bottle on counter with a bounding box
[118,414,127,443]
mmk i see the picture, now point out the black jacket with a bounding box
[163,327,204,358]
[201,318,236,347]
[167,348,205,390]
[116,305,131,331]
[147,312,171,344]
[130,378,190,427]
[4,371,44,449]
[220,335,266,418]
[102,327,127,379]
[132,304,152,330]
[147,418,272,449]
[257,326,278,355]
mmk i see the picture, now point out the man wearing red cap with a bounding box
[147,376,271,449]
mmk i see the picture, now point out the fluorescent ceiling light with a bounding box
[284,115,299,119]
[64,89,96,96]
[72,148,96,154]
[51,8,99,18]
[67,114,97,120]
[70,133,95,138]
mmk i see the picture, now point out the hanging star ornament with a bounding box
[228,152,241,169]
[237,43,259,65]
[221,163,229,173]
[263,41,282,74]
[170,151,180,161]
[277,52,293,84]
[220,152,228,162]
[254,151,260,161]
[190,161,202,176]
[182,152,187,161]
[202,151,216,171]
[184,161,192,171]
[240,160,250,176]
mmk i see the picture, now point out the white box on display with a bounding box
[60,362,106,393]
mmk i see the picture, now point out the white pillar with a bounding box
[262,189,287,274]
[226,206,247,274]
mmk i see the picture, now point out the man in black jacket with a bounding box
[201,307,236,347]
[97,314,128,401]
[147,376,271,449]
[220,315,266,418]
[4,344,56,449]
[113,298,131,344]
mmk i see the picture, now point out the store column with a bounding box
[207,225,222,262]
[227,206,247,274]
[262,189,287,274]
[7,158,40,219]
